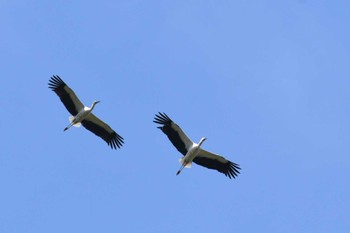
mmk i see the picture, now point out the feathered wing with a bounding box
[193,149,241,179]
[81,114,124,149]
[153,112,193,155]
[48,75,84,116]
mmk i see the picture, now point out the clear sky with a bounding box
[1,1,349,232]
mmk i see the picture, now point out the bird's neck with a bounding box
[90,102,97,111]
[198,138,206,147]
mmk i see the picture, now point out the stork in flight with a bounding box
[48,75,124,149]
[154,112,240,179]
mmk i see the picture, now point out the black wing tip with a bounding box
[225,162,241,179]
[48,75,66,90]
[108,132,124,150]
[153,112,172,126]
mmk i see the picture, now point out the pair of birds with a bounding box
[49,75,241,179]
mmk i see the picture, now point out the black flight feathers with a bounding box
[48,75,81,116]
[153,112,188,156]
[81,119,124,149]
[48,75,66,91]
[193,156,241,179]
[153,112,173,128]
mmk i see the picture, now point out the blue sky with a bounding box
[1,1,349,232]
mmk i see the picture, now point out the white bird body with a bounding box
[154,112,241,179]
[177,137,207,175]
[65,101,100,131]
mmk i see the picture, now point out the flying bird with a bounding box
[154,112,240,179]
[48,75,124,149]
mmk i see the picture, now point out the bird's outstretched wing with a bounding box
[153,112,193,155]
[82,114,124,149]
[48,75,84,115]
[194,149,241,179]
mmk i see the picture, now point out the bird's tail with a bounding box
[64,116,81,131]
[176,158,192,176]
[69,116,81,127]
[179,158,192,168]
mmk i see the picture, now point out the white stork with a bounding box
[48,75,124,149]
[154,112,241,179]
